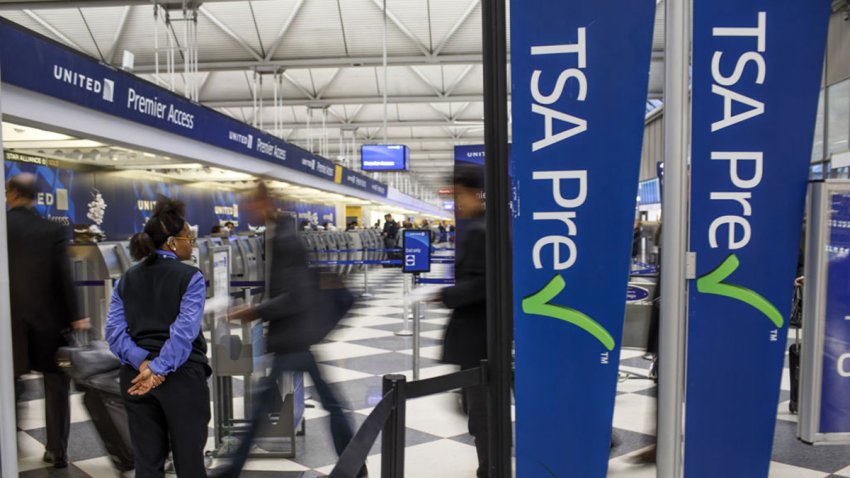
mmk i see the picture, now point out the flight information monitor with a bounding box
[361,144,410,171]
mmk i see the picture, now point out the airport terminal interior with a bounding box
[0,0,849,477]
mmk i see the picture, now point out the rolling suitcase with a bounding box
[789,342,800,414]
[57,339,135,472]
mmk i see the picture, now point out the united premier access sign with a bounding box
[684,1,829,476]
[510,0,655,475]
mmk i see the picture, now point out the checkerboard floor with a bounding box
[14,266,850,477]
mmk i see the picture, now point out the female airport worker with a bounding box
[105,196,209,478]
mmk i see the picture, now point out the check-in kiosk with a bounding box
[68,242,125,338]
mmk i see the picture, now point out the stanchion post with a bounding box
[412,297,421,381]
[396,273,413,336]
[381,374,407,478]
[361,263,373,299]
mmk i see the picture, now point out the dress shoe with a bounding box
[43,451,69,469]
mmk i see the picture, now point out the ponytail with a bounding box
[129,232,157,263]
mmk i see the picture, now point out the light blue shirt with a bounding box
[105,250,206,376]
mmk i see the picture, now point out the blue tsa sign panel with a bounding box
[402,230,430,273]
[509,0,655,475]
[820,193,850,434]
[361,144,409,171]
[685,1,829,477]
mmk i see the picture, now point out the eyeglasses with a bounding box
[173,235,196,246]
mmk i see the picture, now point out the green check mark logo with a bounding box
[696,253,784,328]
[522,275,616,351]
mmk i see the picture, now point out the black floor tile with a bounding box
[18,465,92,478]
[26,422,109,463]
[322,352,439,376]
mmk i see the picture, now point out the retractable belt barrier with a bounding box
[328,361,488,478]
[73,281,108,287]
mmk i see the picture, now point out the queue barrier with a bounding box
[328,361,489,478]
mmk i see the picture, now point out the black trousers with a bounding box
[120,362,210,478]
[43,371,71,460]
[464,384,489,478]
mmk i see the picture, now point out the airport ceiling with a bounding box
[0,0,667,192]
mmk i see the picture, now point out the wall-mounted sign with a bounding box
[0,19,387,197]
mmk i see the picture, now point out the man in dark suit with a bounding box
[216,182,365,477]
[7,173,87,468]
[439,166,488,478]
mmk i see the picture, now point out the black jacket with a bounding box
[8,207,79,375]
[442,216,487,369]
[256,216,340,354]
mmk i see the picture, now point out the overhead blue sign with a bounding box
[509,0,656,475]
[361,144,409,171]
[453,144,486,166]
[820,193,850,433]
[0,19,387,197]
[402,230,431,273]
[685,2,829,476]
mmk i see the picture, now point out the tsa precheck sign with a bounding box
[684,1,830,477]
[509,0,655,476]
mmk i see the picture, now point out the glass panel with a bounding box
[828,80,850,156]
[813,88,825,162]
[833,167,850,179]
[811,162,825,180]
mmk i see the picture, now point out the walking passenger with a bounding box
[105,196,210,478]
[213,182,365,478]
[7,173,89,469]
[438,165,489,478]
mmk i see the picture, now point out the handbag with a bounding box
[56,330,121,383]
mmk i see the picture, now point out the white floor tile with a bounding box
[616,377,657,394]
[339,315,402,327]
[304,364,374,386]
[776,400,799,424]
[768,461,829,478]
[349,306,405,316]
[74,456,123,478]
[420,330,447,340]
[311,342,391,362]
[324,326,395,342]
[607,454,657,478]
[323,440,476,478]
[240,457,310,472]
[17,393,90,431]
[16,430,47,461]
[403,393,471,438]
[611,393,657,436]
[620,348,650,360]
[398,346,445,360]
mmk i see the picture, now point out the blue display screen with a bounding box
[361,144,409,171]
[403,230,431,273]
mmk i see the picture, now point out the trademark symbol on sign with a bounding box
[770,329,779,342]
[601,352,609,365]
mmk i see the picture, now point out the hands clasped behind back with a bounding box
[127,360,166,396]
